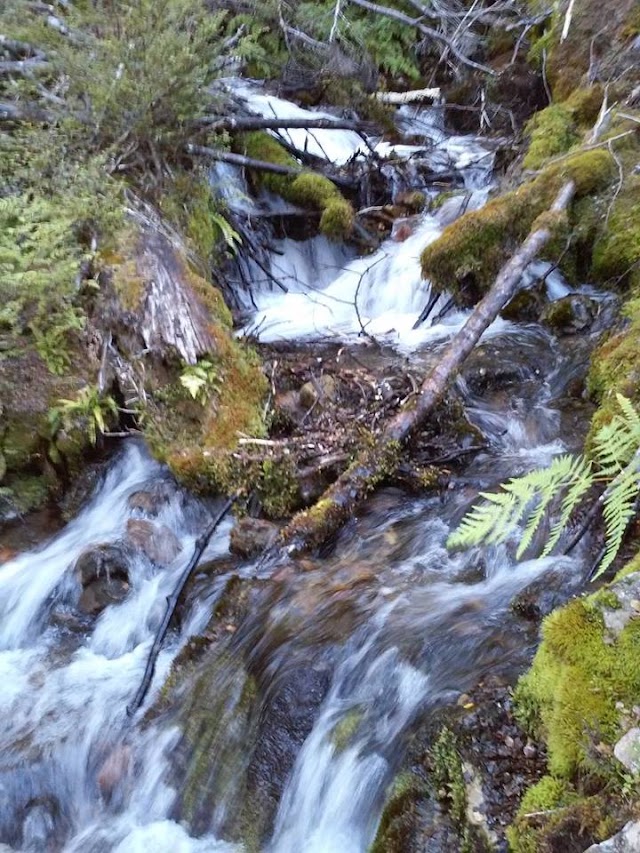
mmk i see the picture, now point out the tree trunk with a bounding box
[279,180,576,555]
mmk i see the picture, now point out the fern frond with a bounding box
[616,393,640,434]
[542,455,594,556]
[595,450,640,578]
[448,455,583,554]
[447,492,518,551]
[593,394,640,476]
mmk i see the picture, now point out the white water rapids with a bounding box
[0,85,596,852]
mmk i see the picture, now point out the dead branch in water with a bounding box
[127,498,235,716]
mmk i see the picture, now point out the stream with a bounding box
[0,83,604,852]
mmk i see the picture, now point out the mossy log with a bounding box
[280,180,577,555]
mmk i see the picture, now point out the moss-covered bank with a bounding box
[507,571,640,852]
[420,149,614,305]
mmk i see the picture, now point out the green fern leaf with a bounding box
[595,451,640,577]
[542,455,594,555]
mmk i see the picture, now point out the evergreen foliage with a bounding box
[448,394,640,578]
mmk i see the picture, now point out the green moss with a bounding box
[507,787,618,853]
[6,474,50,513]
[592,175,640,286]
[514,597,640,778]
[564,86,605,126]
[614,550,640,582]
[431,727,467,829]
[585,295,640,446]
[523,105,578,170]
[330,709,363,753]
[258,457,301,519]
[319,199,355,240]
[420,149,614,303]
[237,132,354,240]
[370,772,429,853]
[592,588,622,610]
[541,297,576,330]
[519,776,576,814]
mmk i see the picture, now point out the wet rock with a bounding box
[511,567,582,623]
[229,517,279,558]
[97,745,132,801]
[501,285,547,323]
[600,573,640,638]
[584,821,640,851]
[21,797,62,852]
[274,389,305,426]
[125,518,182,565]
[74,544,131,615]
[299,374,337,409]
[435,193,470,227]
[244,665,331,840]
[391,217,419,242]
[613,728,640,775]
[128,488,169,518]
[541,294,598,334]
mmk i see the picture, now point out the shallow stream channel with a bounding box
[0,81,613,851]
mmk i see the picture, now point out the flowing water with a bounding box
[0,86,601,852]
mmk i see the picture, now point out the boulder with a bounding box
[230,517,279,558]
[584,821,640,851]
[614,728,640,775]
[74,544,131,615]
[127,483,173,518]
[541,294,598,334]
[125,518,182,565]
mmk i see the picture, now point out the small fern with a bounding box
[448,394,640,580]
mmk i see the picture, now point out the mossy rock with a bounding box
[237,132,354,240]
[592,175,640,286]
[522,88,604,172]
[523,104,579,170]
[513,594,640,778]
[420,149,614,304]
[370,772,430,853]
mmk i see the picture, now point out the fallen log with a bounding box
[374,88,441,104]
[197,116,372,133]
[187,143,304,177]
[0,99,51,122]
[279,180,576,554]
[127,497,235,716]
[187,143,354,191]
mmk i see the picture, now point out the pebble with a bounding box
[523,742,537,759]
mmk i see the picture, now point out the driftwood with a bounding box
[374,88,441,104]
[187,143,305,177]
[127,497,235,716]
[197,115,371,133]
[279,180,577,554]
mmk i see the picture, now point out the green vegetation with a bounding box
[506,581,640,852]
[523,105,579,170]
[48,386,119,448]
[370,772,429,853]
[238,132,354,240]
[449,394,640,578]
[420,149,613,303]
[179,359,220,403]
